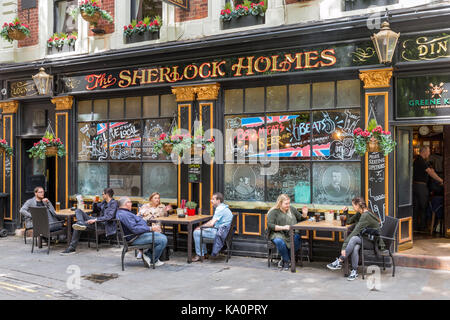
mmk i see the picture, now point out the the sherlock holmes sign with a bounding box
[397,75,450,119]
[62,42,377,94]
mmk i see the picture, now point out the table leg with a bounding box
[290,228,295,273]
[309,232,313,262]
[187,223,192,264]
[67,216,72,244]
[343,231,349,277]
[173,224,178,252]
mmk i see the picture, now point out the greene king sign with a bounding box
[397,75,450,119]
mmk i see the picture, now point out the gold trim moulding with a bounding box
[359,68,393,89]
[0,101,19,114]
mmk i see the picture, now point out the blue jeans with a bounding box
[272,234,302,263]
[131,232,168,263]
[193,228,217,256]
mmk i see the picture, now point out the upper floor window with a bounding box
[343,0,399,11]
[131,0,162,21]
[54,0,78,33]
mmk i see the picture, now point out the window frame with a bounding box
[53,0,78,34]
[222,79,364,206]
[75,94,178,200]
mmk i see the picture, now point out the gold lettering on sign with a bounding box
[402,35,450,62]
[10,81,37,97]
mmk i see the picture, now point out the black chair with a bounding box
[30,207,65,254]
[200,215,238,263]
[115,219,155,271]
[361,216,399,279]
[265,228,309,268]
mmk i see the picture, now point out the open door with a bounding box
[396,127,414,247]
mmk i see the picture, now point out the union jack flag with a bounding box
[97,122,128,135]
[241,115,299,128]
[248,143,330,158]
[110,137,141,148]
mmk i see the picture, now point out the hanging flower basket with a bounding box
[8,29,27,40]
[0,139,13,157]
[1,18,31,43]
[45,146,59,157]
[163,143,173,155]
[353,119,396,156]
[367,137,381,153]
[28,125,66,159]
[73,0,114,27]
[154,130,192,157]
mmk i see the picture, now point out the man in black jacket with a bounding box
[61,188,118,255]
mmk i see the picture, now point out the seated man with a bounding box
[61,188,118,255]
[116,196,168,268]
[192,192,233,262]
[20,186,63,232]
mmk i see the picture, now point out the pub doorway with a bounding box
[20,139,56,208]
[396,125,450,258]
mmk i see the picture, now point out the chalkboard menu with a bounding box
[367,94,387,221]
[188,164,201,183]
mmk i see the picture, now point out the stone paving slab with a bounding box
[0,236,449,300]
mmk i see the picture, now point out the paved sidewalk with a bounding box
[0,236,449,300]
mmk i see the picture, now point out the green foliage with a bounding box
[367,119,378,132]
[186,201,197,209]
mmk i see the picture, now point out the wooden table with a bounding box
[290,219,350,275]
[55,208,93,243]
[149,214,212,263]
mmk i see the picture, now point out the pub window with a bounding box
[343,0,399,11]
[76,94,178,201]
[54,0,78,34]
[131,0,162,22]
[223,80,362,207]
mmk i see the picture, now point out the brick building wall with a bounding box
[91,0,115,35]
[175,0,208,23]
[18,0,39,48]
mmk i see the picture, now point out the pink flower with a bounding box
[159,133,167,140]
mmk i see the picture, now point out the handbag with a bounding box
[360,227,380,241]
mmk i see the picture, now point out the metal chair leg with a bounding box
[121,249,126,271]
[31,235,35,253]
[361,241,365,280]
[390,251,395,277]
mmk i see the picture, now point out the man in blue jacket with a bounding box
[191,192,233,262]
[116,196,168,268]
[61,188,118,255]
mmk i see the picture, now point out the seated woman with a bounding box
[327,196,383,281]
[138,192,172,223]
[267,194,308,271]
[136,192,172,259]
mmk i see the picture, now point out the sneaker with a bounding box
[282,260,291,271]
[277,259,283,268]
[136,251,143,260]
[347,269,358,281]
[154,260,164,267]
[327,258,342,270]
[142,254,151,268]
[60,247,76,255]
[72,223,87,231]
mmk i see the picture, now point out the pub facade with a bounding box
[1,0,449,257]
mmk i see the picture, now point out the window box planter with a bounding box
[47,44,76,55]
[222,15,265,30]
[124,30,159,44]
